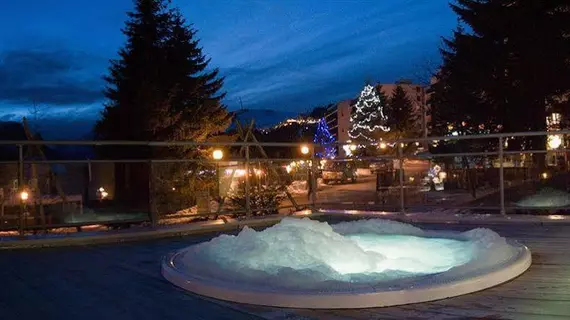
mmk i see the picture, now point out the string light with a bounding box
[348,85,390,141]
[313,118,336,158]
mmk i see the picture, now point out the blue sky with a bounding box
[0,0,457,122]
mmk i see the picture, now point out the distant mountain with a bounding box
[232,109,299,129]
[26,118,96,141]
[0,121,90,160]
[0,121,27,160]
[3,108,299,144]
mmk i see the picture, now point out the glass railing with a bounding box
[1,131,569,236]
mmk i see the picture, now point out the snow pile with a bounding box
[287,180,308,195]
[181,218,517,290]
[516,188,570,208]
[173,200,221,216]
[286,179,327,195]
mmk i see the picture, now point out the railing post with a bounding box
[498,137,506,215]
[148,160,157,227]
[18,144,24,236]
[311,146,317,210]
[245,145,251,217]
[398,143,405,214]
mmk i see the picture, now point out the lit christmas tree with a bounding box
[348,84,390,141]
[313,118,336,158]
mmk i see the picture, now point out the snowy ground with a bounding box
[516,188,570,208]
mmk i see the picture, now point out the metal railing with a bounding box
[0,129,569,236]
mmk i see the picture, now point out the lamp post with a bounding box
[212,149,223,198]
[19,189,29,235]
[301,144,316,206]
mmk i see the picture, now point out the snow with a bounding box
[181,218,518,291]
[516,188,570,208]
[286,179,328,195]
[287,180,308,195]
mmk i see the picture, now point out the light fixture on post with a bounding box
[20,190,29,202]
[300,145,310,155]
[212,149,224,160]
[547,135,562,150]
[212,149,223,197]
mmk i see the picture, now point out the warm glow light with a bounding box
[20,191,29,201]
[409,176,415,182]
[285,165,292,173]
[101,191,109,199]
[172,187,176,191]
[349,144,357,151]
[415,142,420,146]
[541,172,549,179]
[301,145,310,155]
[379,142,387,149]
[547,135,562,150]
[212,149,224,160]
[98,187,105,192]
[439,172,447,180]
[548,215,565,220]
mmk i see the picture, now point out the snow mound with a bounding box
[287,180,308,195]
[181,218,518,290]
[516,188,570,208]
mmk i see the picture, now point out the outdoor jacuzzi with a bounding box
[161,217,531,309]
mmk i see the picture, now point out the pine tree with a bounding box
[94,0,230,205]
[430,0,570,154]
[313,118,336,159]
[348,84,390,142]
[95,0,230,152]
[388,85,417,137]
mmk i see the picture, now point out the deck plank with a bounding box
[1,221,570,319]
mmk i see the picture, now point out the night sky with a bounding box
[0,0,456,125]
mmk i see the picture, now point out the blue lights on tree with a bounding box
[314,118,336,158]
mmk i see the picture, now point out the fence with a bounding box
[1,130,569,235]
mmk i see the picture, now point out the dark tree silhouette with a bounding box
[430,0,570,167]
[95,0,230,205]
[388,85,417,137]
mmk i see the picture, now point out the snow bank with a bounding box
[516,188,570,208]
[181,218,518,291]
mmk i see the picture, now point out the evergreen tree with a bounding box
[94,0,230,206]
[95,0,230,151]
[430,0,570,155]
[313,118,336,159]
[388,85,417,137]
[348,84,390,142]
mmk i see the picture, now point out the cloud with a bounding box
[212,0,452,111]
[0,48,105,106]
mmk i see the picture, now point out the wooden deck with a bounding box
[1,221,569,320]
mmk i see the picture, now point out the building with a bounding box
[326,80,430,144]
